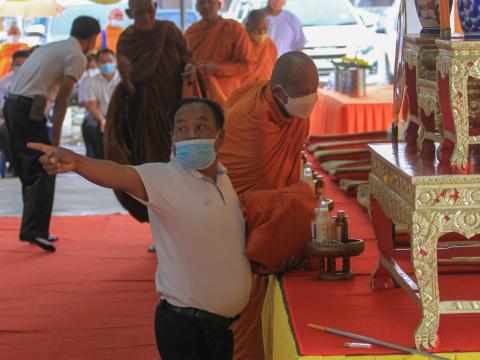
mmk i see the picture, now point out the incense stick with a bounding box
[307,323,449,360]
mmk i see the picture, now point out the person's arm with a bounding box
[51,75,77,146]
[84,100,106,132]
[27,142,147,201]
[117,55,135,95]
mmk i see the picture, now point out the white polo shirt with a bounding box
[85,72,120,116]
[9,37,86,101]
[133,156,252,318]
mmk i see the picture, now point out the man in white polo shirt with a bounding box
[28,97,252,359]
[4,16,100,252]
[83,48,120,159]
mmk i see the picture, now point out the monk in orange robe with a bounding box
[219,51,319,360]
[0,24,29,78]
[185,0,254,106]
[242,9,277,85]
[95,8,124,51]
[105,0,189,222]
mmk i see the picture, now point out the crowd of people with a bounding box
[1,0,317,359]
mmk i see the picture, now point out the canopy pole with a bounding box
[180,0,186,31]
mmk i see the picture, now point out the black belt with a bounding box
[6,94,33,105]
[160,300,239,328]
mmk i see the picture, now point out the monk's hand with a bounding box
[117,55,135,95]
[181,63,196,83]
[27,142,76,175]
[198,60,220,76]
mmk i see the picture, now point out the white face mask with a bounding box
[7,35,21,44]
[278,85,318,119]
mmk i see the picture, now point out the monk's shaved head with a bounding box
[127,0,156,30]
[128,0,154,8]
[245,9,267,26]
[271,51,317,86]
[270,51,319,117]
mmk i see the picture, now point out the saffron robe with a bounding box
[219,80,313,360]
[0,42,29,78]
[242,37,277,85]
[185,18,254,106]
[95,24,124,51]
[105,21,189,222]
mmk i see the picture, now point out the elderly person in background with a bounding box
[264,0,307,57]
[95,8,125,51]
[0,24,29,77]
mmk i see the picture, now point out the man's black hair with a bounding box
[12,50,30,61]
[70,16,101,40]
[96,48,116,60]
[167,97,225,131]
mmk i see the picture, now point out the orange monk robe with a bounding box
[185,18,255,106]
[220,80,309,194]
[0,42,29,78]
[242,37,277,85]
[219,80,310,360]
[95,24,124,51]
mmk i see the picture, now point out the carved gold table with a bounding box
[404,35,439,147]
[436,39,480,170]
[369,142,480,350]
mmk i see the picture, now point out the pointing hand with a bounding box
[27,142,76,175]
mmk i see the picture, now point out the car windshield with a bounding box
[284,0,357,26]
[355,0,394,6]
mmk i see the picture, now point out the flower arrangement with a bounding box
[332,56,372,69]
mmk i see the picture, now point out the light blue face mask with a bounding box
[111,20,123,28]
[175,138,217,170]
[99,63,116,74]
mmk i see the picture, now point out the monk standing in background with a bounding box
[95,8,125,51]
[242,9,277,85]
[185,0,254,106]
[219,51,319,360]
[0,24,29,78]
[105,0,189,222]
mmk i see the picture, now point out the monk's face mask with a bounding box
[251,33,268,44]
[276,85,318,119]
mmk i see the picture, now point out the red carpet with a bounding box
[282,159,480,356]
[0,215,159,360]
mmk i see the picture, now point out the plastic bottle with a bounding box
[315,197,331,243]
[303,162,314,190]
[314,175,325,199]
[333,210,349,243]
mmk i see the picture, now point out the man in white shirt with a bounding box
[4,16,100,252]
[82,48,120,159]
[28,97,252,360]
[0,50,30,175]
[265,0,307,57]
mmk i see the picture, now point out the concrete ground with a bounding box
[0,106,126,217]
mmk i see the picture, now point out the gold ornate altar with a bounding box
[436,39,480,170]
[369,142,480,351]
[404,35,442,148]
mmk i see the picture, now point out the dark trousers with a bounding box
[81,113,104,159]
[155,302,234,360]
[4,97,56,240]
[0,122,13,168]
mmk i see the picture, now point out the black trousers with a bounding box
[154,302,234,360]
[81,113,104,159]
[0,122,13,168]
[4,97,56,240]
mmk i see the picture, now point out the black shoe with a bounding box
[147,244,156,253]
[47,235,58,242]
[22,237,56,252]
